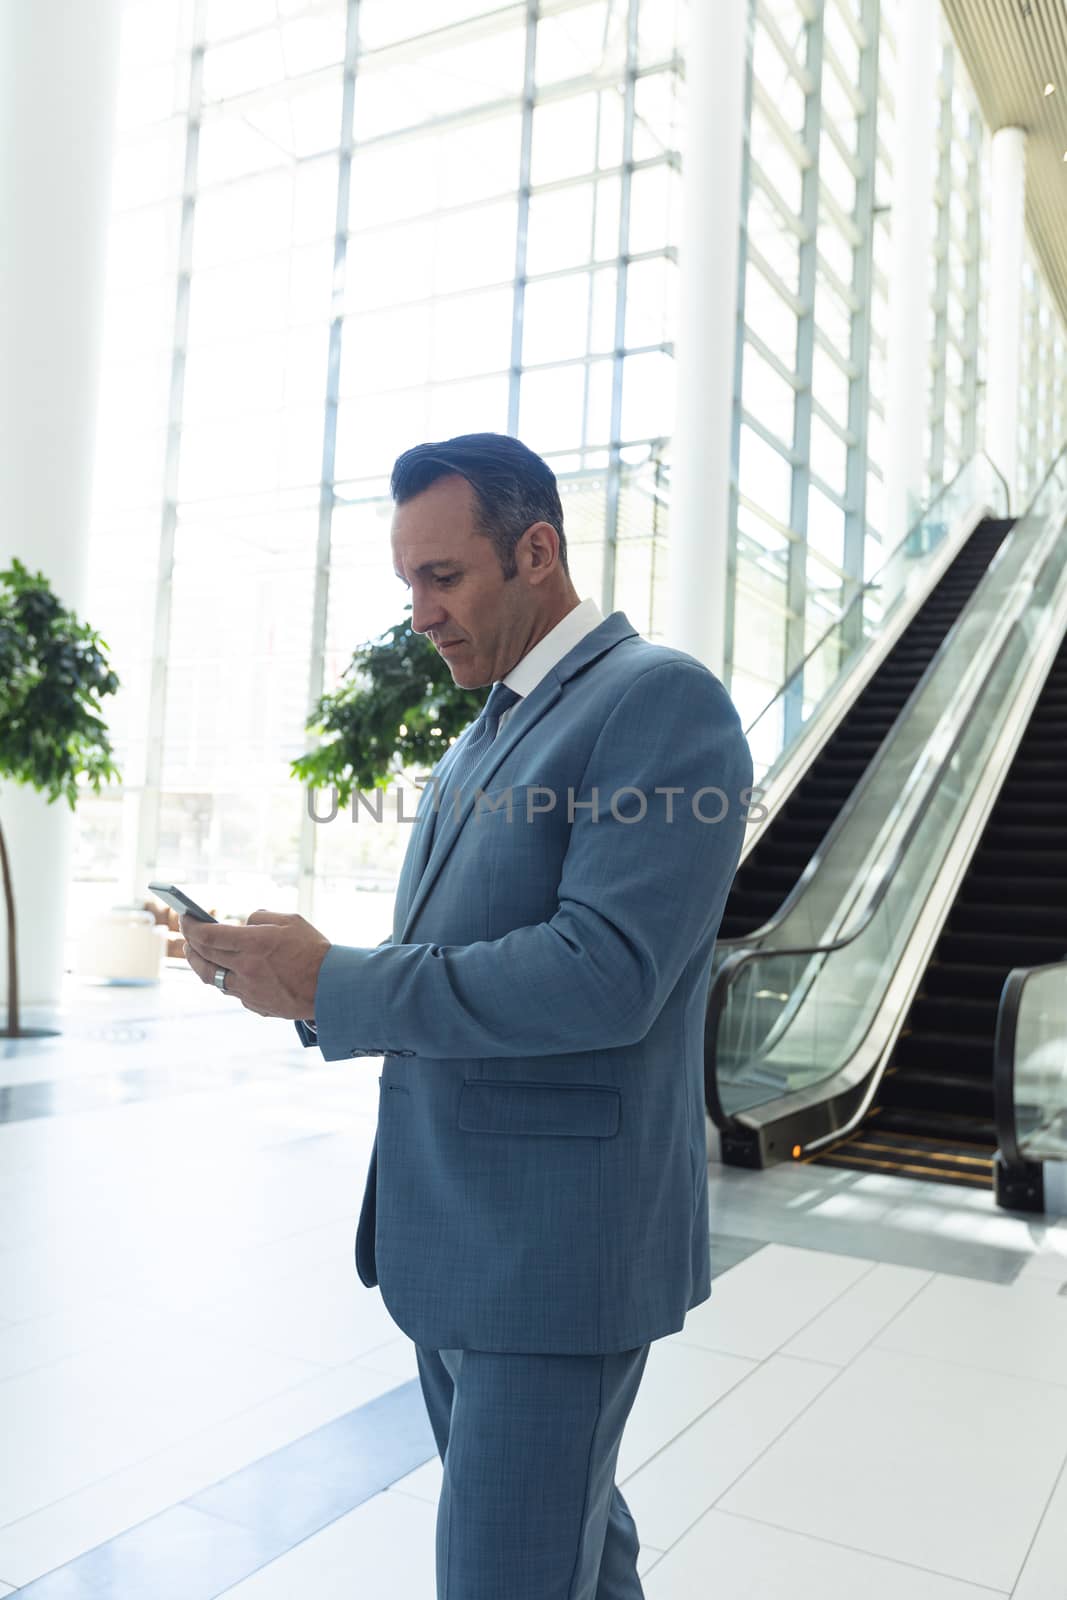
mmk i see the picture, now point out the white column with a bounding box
[0,0,122,1014]
[668,0,748,679]
[884,0,939,544]
[986,126,1027,509]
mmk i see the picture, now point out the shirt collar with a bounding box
[502,597,605,703]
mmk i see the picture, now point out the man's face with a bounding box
[391,474,532,689]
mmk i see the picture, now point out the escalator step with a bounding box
[879,1070,994,1118]
[938,930,1067,964]
[907,995,999,1034]
[734,867,806,892]
[992,803,1067,824]
[960,874,1067,906]
[872,1106,997,1144]
[970,850,1067,876]
[890,1037,995,1079]
[814,1148,992,1188]
[980,826,1066,849]
[922,961,1012,999]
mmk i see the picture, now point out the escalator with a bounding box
[707,444,1067,1190]
[720,517,1015,940]
[816,630,1067,1189]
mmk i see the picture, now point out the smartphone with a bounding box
[147,883,218,923]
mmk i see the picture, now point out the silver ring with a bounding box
[213,966,230,993]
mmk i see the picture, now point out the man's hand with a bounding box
[181,909,331,1020]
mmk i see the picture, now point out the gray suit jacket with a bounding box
[296,610,752,1353]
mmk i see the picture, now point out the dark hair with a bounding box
[390,432,568,579]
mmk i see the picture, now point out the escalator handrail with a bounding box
[719,509,1001,956]
[722,457,1010,952]
[741,451,1010,743]
[993,959,1067,1168]
[708,442,1067,1131]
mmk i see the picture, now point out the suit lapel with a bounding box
[398,611,638,942]
[392,734,466,940]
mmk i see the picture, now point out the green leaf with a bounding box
[0,561,122,804]
[291,615,485,805]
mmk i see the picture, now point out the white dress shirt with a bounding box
[496,595,604,733]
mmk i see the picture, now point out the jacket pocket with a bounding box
[458,1079,620,1139]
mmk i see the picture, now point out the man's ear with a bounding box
[523,521,561,580]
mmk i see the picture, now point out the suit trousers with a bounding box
[414,1342,650,1600]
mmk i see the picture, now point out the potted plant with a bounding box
[0,557,121,1038]
[291,612,484,805]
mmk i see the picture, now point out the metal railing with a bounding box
[707,443,1067,1161]
[722,456,1010,966]
[995,961,1067,1168]
[741,453,1009,800]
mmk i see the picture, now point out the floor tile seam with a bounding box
[617,1347,841,1504]
[746,1252,881,1355]
[628,1542,668,1579]
[707,1504,1012,1594]
[198,1389,438,1595]
[1003,1438,1067,1595]
[614,1355,763,1483]
[860,1272,993,1365]
[791,1264,936,1371]
[0,1379,430,1594]
[693,1345,859,1512]
[383,1484,438,1506]
[352,1360,416,1383]
[0,1360,409,1540]
[868,1334,1067,1395]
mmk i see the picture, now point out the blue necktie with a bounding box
[434,681,521,823]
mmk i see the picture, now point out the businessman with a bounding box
[182,432,752,1600]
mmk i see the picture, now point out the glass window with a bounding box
[744,266,799,368]
[741,342,796,449]
[739,424,794,528]
[64,1,705,921]
[358,0,516,52]
[536,3,626,87]
[747,183,801,295]
[353,27,528,139]
[807,482,845,569]
[632,69,685,161]
[520,364,589,453]
[624,255,677,348]
[621,351,675,441]
[430,286,515,380]
[524,274,594,366]
[531,93,601,185]
[819,134,857,214]
[810,414,848,494]
[526,183,597,274]
[627,162,683,255]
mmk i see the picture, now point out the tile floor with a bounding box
[1,973,1066,1597]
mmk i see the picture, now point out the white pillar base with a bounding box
[0,781,75,1015]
